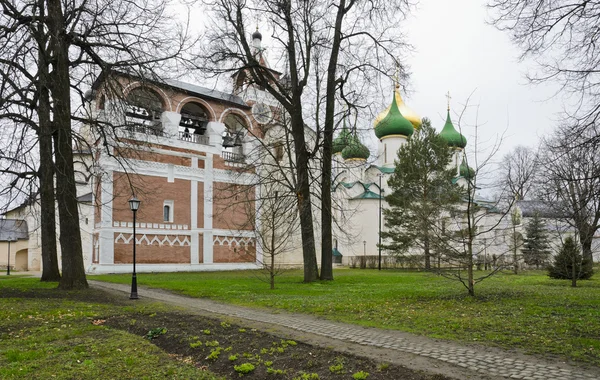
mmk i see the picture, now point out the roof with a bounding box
[517,200,567,218]
[0,219,28,241]
[92,70,249,108]
[77,192,93,203]
[164,78,249,108]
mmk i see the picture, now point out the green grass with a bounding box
[0,277,222,380]
[93,269,600,365]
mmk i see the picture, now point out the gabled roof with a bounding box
[0,219,28,241]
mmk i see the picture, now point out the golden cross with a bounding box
[394,64,400,88]
[445,91,451,110]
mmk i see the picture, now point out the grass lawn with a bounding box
[0,277,221,380]
[94,268,600,366]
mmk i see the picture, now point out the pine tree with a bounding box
[382,119,462,269]
[521,213,551,269]
[548,236,594,287]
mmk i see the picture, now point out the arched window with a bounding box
[163,200,173,222]
[125,87,164,134]
[222,113,247,158]
[179,102,209,143]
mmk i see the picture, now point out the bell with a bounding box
[233,133,243,147]
[222,135,235,148]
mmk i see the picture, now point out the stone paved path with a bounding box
[90,281,599,380]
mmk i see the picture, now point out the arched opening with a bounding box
[222,113,248,161]
[125,86,164,135]
[15,249,28,271]
[179,102,209,144]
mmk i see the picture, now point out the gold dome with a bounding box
[374,87,421,129]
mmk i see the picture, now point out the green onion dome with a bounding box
[439,110,467,149]
[332,121,351,154]
[341,133,370,161]
[374,90,414,139]
[459,158,476,179]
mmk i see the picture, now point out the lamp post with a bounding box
[128,196,141,299]
[6,236,14,275]
[378,173,384,271]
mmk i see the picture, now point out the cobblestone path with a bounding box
[90,281,599,380]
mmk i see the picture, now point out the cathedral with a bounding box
[331,82,480,266]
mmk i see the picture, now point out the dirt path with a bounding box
[89,281,599,380]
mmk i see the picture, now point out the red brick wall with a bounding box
[114,233,190,264]
[113,172,192,226]
[212,182,255,230]
[213,241,256,263]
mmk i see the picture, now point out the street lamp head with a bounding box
[128,196,141,211]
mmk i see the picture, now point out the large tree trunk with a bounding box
[47,0,88,289]
[319,0,346,282]
[287,106,318,282]
[37,12,61,282]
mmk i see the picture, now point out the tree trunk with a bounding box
[581,235,594,265]
[319,0,346,282]
[289,114,318,283]
[37,14,61,282]
[270,200,276,290]
[424,237,431,270]
[571,252,577,288]
[467,243,475,297]
[47,0,88,289]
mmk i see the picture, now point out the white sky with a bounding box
[400,0,564,161]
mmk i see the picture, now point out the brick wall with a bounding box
[112,172,191,226]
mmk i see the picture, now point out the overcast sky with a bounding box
[188,0,566,165]
[400,0,564,162]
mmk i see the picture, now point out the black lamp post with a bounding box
[128,196,141,299]
[6,236,14,275]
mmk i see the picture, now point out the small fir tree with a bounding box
[382,119,462,269]
[521,213,551,269]
[548,236,594,287]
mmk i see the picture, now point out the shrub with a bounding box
[207,347,222,360]
[234,363,256,375]
[548,237,593,282]
[329,362,344,374]
[144,327,167,340]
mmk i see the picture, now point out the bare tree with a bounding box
[1,0,195,288]
[536,126,600,268]
[488,0,600,146]
[197,0,411,282]
[497,145,538,201]
[435,98,514,296]
[0,0,61,281]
